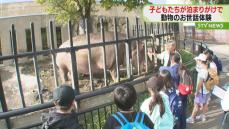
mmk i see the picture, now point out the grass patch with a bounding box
[179,49,196,69]
[179,49,195,63]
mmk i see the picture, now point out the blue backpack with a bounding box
[165,89,183,121]
[112,112,150,129]
[213,55,222,73]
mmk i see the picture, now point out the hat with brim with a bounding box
[194,54,207,61]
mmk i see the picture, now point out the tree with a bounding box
[191,0,220,4]
[36,0,149,34]
[101,0,149,11]
[37,0,96,34]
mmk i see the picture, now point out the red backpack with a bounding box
[178,69,193,95]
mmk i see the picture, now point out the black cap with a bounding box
[53,85,75,107]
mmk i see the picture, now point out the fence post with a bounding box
[83,113,87,129]
[157,23,160,35]
[168,23,170,34]
[100,18,108,86]
[132,25,134,37]
[68,21,80,97]
[162,23,165,51]
[97,108,102,129]
[144,22,148,73]
[183,39,186,50]
[192,39,195,54]
[200,42,203,54]
[113,17,120,82]
[0,77,11,129]
[150,23,153,34]
[135,17,140,75]
[49,21,59,88]
[151,24,156,69]
[125,18,131,78]
[85,19,94,91]
[140,25,143,37]
[158,37,162,66]
[30,22,44,104]
[201,41,206,53]
[174,23,179,48]
[166,23,169,34]
[11,24,26,108]
[157,23,162,66]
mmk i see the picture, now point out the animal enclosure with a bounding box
[0,17,179,129]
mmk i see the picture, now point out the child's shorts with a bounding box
[194,93,211,104]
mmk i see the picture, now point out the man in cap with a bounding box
[149,40,182,66]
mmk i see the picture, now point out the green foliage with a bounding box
[100,0,149,11]
[36,0,96,24]
[180,50,194,63]
[36,0,150,25]
[190,0,219,4]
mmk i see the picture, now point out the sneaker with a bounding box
[196,115,206,122]
[186,117,195,123]
[201,115,206,122]
[196,115,202,120]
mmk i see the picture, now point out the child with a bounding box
[141,76,174,129]
[103,84,154,129]
[204,49,222,74]
[186,54,210,123]
[159,53,181,87]
[160,70,184,129]
[178,65,193,129]
[41,85,83,129]
[203,49,218,73]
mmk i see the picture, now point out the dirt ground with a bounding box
[0,55,107,110]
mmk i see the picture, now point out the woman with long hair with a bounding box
[140,76,174,129]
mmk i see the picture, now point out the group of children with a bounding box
[41,40,221,129]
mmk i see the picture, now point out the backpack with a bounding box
[212,55,223,73]
[178,69,193,95]
[112,112,150,129]
[205,68,219,91]
[165,89,183,121]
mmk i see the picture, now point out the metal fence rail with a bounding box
[0,17,178,129]
[10,69,200,129]
[12,91,148,129]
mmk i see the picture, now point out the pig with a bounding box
[56,32,147,84]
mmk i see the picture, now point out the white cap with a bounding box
[194,54,207,61]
